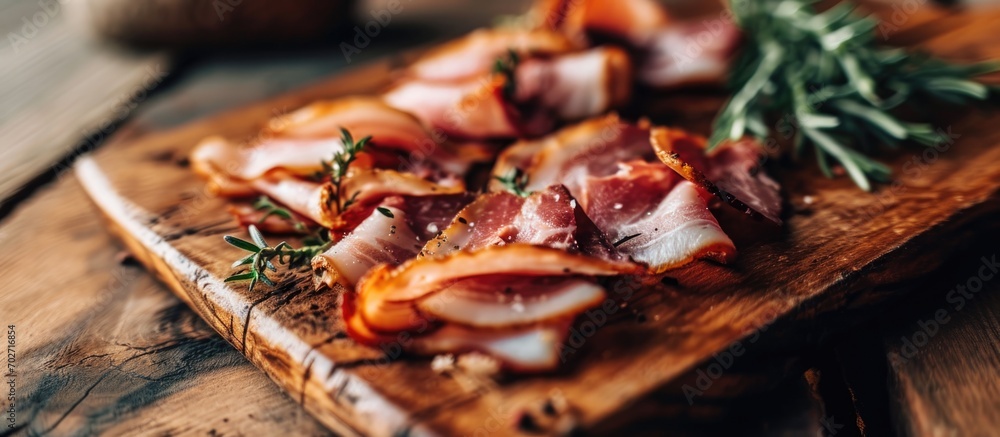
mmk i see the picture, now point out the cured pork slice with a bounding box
[313,193,474,288]
[191,98,437,184]
[330,168,466,232]
[416,275,605,328]
[383,46,631,139]
[492,115,738,272]
[420,185,615,260]
[405,28,579,82]
[191,98,486,200]
[637,19,742,88]
[342,290,574,372]
[650,127,782,225]
[582,163,736,272]
[354,245,640,333]
[532,0,670,45]
[491,114,653,194]
[533,0,741,88]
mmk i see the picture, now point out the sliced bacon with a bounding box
[383,47,632,140]
[383,76,524,140]
[420,185,617,261]
[492,116,740,272]
[417,276,605,328]
[331,168,466,232]
[409,320,573,372]
[191,98,436,183]
[343,290,573,372]
[533,0,740,88]
[514,46,632,120]
[405,28,579,82]
[246,173,335,227]
[354,244,641,333]
[582,163,735,272]
[638,20,742,88]
[265,97,436,147]
[313,194,474,288]
[492,114,653,195]
[650,128,783,225]
[533,0,670,45]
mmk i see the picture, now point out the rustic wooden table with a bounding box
[1,0,999,435]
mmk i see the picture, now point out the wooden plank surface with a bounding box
[884,260,1000,436]
[0,148,332,436]
[825,233,1000,437]
[70,5,1000,436]
[0,0,167,209]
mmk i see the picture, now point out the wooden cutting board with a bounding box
[75,6,1000,436]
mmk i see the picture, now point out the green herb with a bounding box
[712,0,998,190]
[253,196,307,232]
[376,207,395,218]
[494,167,531,197]
[323,127,372,213]
[223,225,331,292]
[492,49,520,99]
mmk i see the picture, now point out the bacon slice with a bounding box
[638,20,742,88]
[492,114,653,194]
[492,116,739,272]
[533,0,740,88]
[383,47,632,139]
[192,98,436,183]
[650,128,783,225]
[355,244,641,333]
[410,320,573,372]
[533,0,670,45]
[513,46,632,120]
[313,193,474,288]
[244,173,334,227]
[582,163,735,272]
[420,185,614,260]
[405,28,579,82]
[383,76,524,140]
[342,290,573,372]
[417,276,605,328]
[330,168,466,232]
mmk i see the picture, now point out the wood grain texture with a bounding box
[0,165,332,436]
[72,6,1000,437]
[885,271,1000,437]
[819,234,1000,437]
[0,0,167,208]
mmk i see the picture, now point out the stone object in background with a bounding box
[67,0,354,48]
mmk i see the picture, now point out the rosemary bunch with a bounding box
[712,0,998,190]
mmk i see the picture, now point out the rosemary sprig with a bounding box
[224,225,331,292]
[492,48,520,99]
[323,127,372,214]
[713,0,998,190]
[494,167,531,197]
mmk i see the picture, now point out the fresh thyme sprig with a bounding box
[713,0,998,190]
[323,127,372,214]
[492,49,520,99]
[494,167,531,197]
[253,195,307,232]
[224,225,331,292]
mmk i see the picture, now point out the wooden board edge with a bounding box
[73,156,444,437]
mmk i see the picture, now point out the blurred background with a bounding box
[2,0,1000,435]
